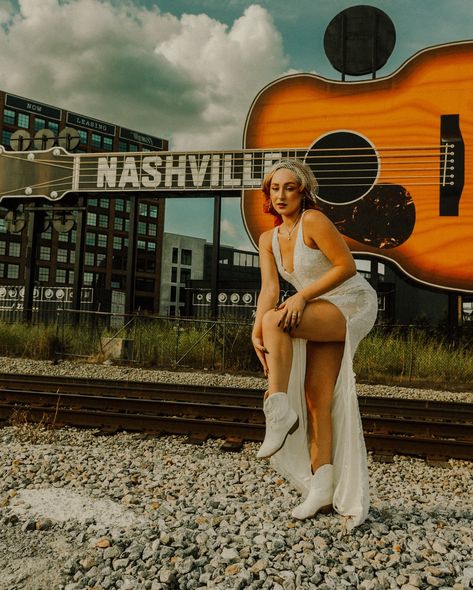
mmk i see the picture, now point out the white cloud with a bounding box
[221,217,238,238]
[0,1,288,149]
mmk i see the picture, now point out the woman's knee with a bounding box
[262,308,283,335]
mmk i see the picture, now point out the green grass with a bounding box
[355,327,473,386]
[0,319,471,387]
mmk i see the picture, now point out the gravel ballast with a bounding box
[0,427,472,590]
[0,357,472,589]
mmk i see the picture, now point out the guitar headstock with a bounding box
[0,145,74,203]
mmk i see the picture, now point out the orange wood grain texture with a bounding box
[242,42,473,292]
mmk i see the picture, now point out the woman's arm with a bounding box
[252,231,280,375]
[278,210,356,329]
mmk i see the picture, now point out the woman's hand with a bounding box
[252,334,269,377]
[276,292,307,332]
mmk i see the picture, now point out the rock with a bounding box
[432,539,448,554]
[95,536,111,548]
[221,547,239,563]
[158,567,176,584]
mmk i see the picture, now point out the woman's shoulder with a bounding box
[303,208,327,222]
[302,208,335,230]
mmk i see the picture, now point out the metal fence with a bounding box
[0,307,472,387]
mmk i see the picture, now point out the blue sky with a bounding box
[1,0,472,250]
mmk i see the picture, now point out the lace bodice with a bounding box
[271,212,372,297]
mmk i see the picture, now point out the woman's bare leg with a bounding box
[261,299,346,397]
[261,310,293,395]
[305,341,344,472]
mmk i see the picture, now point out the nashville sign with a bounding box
[0,148,303,202]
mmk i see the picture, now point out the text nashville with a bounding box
[94,152,286,190]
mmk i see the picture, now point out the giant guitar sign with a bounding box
[0,41,472,293]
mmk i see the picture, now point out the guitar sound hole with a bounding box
[305,131,379,205]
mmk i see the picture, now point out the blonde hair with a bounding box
[261,159,319,225]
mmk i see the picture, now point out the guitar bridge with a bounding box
[440,114,464,216]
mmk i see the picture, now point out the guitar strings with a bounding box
[0,148,462,198]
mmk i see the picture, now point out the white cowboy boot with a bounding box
[291,464,334,520]
[256,392,298,459]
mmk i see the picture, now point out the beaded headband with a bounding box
[267,159,319,201]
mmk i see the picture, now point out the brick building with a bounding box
[0,90,168,316]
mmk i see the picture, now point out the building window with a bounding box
[129,144,138,152]
[148,241,156,251]
[172,247,178,264]
[7,264,20,279]
[57,249,68,263]
[38,267,49,282]
[3,109,15,125]
[99,214,108,228]
[96,254,106,266]
[17,112,30,129]
[87,212,97,226]
[2,130,12,147]
[137,240,146,250]
[118,141,128,152]
[0,218,6,233]
[138,221,146,235]
[39,246,51,261]
[115,199,125,212]
[78,129,88,144]
[83,272,94,286]
[181,249,192,266]
[149,204,158,218]
[114,217,124,231]
[86,232,96,246]
[103,136,113,150]
[84,252,94,266]
[180,268,191,284]
[136,278,154,292]
[170,286,176,301]
[97,234,107,248]
[111,275,123,289]
[88,198,97,207]
[139,203,148,216]
[113,237,122,250]
[148,223,157,237]
[48,121,59,134]
[171,267,177,283]
[34,117,46,131]
[91,133,102,148]
[0,241,5,255]
[99,198,109,209]
[8,242,21,257]
[56,269,67,283]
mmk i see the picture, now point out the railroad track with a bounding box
[0,373,472,461]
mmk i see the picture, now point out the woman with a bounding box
[252,159,377,530]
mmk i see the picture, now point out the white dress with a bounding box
[270,212,378,530]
